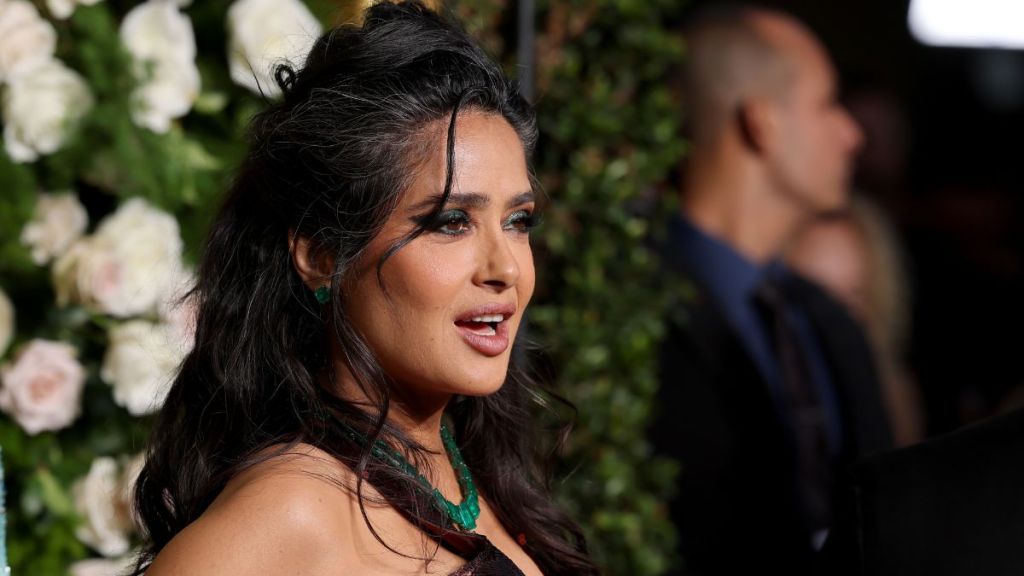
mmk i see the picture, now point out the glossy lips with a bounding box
[454,304,516,357]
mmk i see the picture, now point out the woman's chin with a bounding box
[442,366,511,398]
[458,379,507,398]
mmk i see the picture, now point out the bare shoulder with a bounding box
[145,444,361,575]
[147,443,467,575]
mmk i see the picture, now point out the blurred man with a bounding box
[652,5,892,574]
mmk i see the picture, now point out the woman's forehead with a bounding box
[400,113,531,208]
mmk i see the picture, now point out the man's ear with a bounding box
[736,97,780,155]
[288,231,334,290]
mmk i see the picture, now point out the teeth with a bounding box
[469,314,504,323]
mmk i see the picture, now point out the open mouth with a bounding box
[453,306,514,357]
[454,314,505,337]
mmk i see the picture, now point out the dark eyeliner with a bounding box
[434,209,471,235]
[503,209,540,232]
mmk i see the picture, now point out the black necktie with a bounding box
[753,278,832,533]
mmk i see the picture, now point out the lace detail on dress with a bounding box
[448,538,525,576]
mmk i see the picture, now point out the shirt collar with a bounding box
[669,214,770,312]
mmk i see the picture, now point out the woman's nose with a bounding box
[475,228,520,290]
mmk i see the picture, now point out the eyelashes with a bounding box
[420,208,540,236]
[434,209,471,235]
[502,209,541,233]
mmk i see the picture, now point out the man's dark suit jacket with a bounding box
[823,408,1024,576]
[653,259,893,575]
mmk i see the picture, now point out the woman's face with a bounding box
[787,218,869,321]
[344,112,536,404]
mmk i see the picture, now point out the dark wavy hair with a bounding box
[131,2,597,574]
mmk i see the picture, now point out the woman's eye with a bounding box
[436,210,471,235]
[503,210,539,234]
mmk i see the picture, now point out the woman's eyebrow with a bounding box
[506,191,535,208]
[406,192,486,213]
[406,191,534,213]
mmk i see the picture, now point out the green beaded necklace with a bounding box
[347,423,480,531]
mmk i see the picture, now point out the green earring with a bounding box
[314,285,331,304]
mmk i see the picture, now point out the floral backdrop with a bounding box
[0,0,684,574]
[0,0,335,573]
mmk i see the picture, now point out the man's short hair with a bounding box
[680,4,797,144]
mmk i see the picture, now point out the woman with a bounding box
[785,196,924,447]
[132,3,597,574]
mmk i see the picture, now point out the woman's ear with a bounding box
[288,231,334,291]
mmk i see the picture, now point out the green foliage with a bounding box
[527,0,687,573]
[0,156,37,276]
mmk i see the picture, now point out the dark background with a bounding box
[688,0,1024,437]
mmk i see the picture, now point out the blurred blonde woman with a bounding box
[787,195,924,446]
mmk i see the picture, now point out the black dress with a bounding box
[446,528,524,573]
[445,530,526,576]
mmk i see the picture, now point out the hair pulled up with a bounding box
[131,2,596,574]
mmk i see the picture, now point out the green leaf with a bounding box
[36,468,74,517]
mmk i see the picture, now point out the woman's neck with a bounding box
[328,359,451,454]
[386,401,448,454]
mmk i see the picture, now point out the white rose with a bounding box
[0,0,57,82]
[102,320,183,415]
[226,0,321,98]
[0,286,12,357]
[72,457,133,557]
[0,339,85,435]
[67,555,135,576]
[20,192,89,265]
[45,0,103,20]
[52,198,184,318]
[2,58,93,163]
[121,0,200,133]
